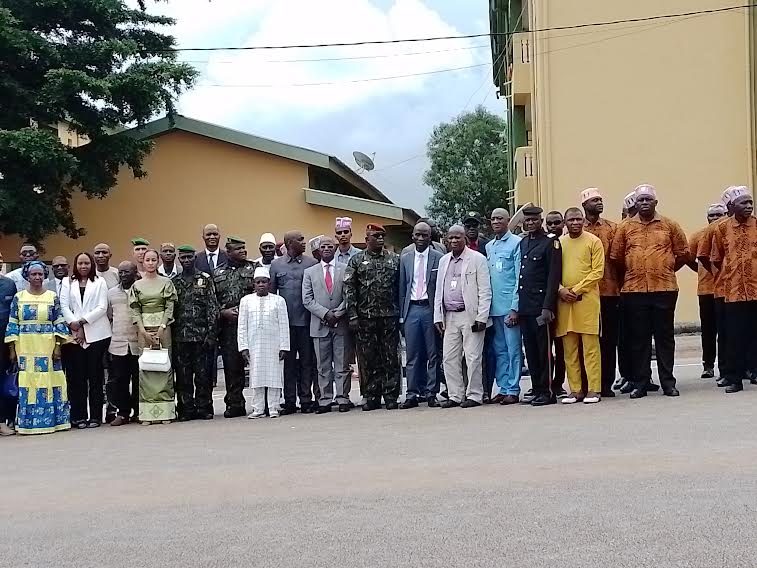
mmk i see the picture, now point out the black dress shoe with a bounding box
[440,400,460,409]
[300,405,315,414]
[427,396,440,407]
[619,381,634,394]
[223,407,246,418]
[460,399,481,408]
[647,381,661,392]
[316,405,331,414]
[362,399,381,411]
[279,406,297,416]
[200,413,214,420]
[663,388,680,397]
[385,401,399,410]
[629,388,647,399]
[725,383,743,393]
[530,394,555,406]
[400,398,418,409]
[178,415,193,422]
[601,390,616,398]
[338,404,351,413]
[701,367,715,379]
[716,377,729,387]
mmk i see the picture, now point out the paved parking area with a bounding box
[2,349,756,568]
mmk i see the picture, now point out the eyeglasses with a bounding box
[52,264,68,269]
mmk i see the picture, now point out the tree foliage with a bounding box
[0,0,198,243]
[425,106,509,230]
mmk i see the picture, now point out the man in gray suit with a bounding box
[302,237,352,413]
[399,222,443,408]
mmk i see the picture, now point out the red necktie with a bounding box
[325,263,333,294]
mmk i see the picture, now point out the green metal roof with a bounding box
[121,114,395,205]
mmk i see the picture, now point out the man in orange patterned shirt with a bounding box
[710,191,757,393]
[609,184,689,399]
[697,186,750,388]
[582,188,620,397]
[688,203,727,379]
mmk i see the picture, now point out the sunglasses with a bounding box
[335,230,351,235]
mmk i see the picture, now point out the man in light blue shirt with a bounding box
[485,207,523,403]
[335,217,361,265]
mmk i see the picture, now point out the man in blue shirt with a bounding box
[486,208,523,404]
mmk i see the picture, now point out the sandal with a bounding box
[87,420,101,428]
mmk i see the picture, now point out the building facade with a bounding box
[0,116,418,268]
[490,0,757,322]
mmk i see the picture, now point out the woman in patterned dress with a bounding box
[4,261,72,435]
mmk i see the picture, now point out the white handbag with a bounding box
[138,347,171,373]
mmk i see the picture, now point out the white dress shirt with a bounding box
[205,249,219,271]
[321,259,335,280]
[410,249,429,301]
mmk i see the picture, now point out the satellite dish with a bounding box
[509,202,533,232]
[353,151,375,174]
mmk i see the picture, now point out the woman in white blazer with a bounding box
[60,252,112,428]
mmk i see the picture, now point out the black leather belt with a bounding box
[447,307,466,312]
[409,299,430,306]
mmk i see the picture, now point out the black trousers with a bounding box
[723,300,757,384]
[714,298,730,378]
[599,296,620,393]
[698,294,717,370]
[0,342,16,423]
[482,326,495,398]
[219,323,246,412]
[622,292,677,391]
[109,352,139,419]
[67,338,109,423]
[283,326,316,408]
[521,315,551,396]
[174,341,214,417]
[617,296,631,380]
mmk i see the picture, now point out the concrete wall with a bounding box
[0,131,400,266]
[529,0,754,322]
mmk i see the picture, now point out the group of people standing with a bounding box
[0,182,753,435]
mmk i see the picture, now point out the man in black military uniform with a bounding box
[213,237,258,418]
[344,223,402,411]
[172,245,220,421]
[518,206,562,406]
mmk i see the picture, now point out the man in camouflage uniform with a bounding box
[344,223,401,411]
[172,245,220,421]
[213,237,258,418]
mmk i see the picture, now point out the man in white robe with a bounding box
[238,267,290,418]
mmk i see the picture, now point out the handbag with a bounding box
[1,362,19,398]
[138,347,171,373]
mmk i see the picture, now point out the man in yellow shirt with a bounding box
[556,207,605,404]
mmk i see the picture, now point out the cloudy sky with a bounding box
[143,0,502,213]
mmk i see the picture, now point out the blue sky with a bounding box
[145,0,502,213]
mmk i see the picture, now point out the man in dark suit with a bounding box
[399,222,443,408]
[195,223,227,388]
[195,223,228,274]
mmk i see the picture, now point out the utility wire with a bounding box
[181,44,489,65]
[196,63,488,88]
[165,4,756,52]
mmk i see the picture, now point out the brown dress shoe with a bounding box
[500,395,519,405]
[491,393,507,404]
[110,416,129,427]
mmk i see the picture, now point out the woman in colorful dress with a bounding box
[4,261,72,435]
[129,249,178,424]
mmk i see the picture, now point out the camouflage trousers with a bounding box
[356,317,401,403]
[174,341,214,417]
[219,323,247,412]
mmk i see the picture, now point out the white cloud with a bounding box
[173,0,479,123]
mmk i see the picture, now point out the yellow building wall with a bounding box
[0,131,399,266]
[529,0,754,323]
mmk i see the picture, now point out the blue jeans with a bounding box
[491,316,523,395]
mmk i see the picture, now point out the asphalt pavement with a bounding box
[2,347,757,568]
